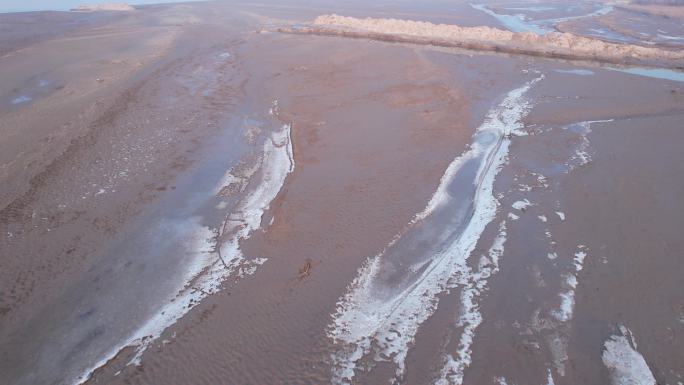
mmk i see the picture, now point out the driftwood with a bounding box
[298,259,313,281]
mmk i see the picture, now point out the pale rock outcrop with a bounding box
[293,14,684,68]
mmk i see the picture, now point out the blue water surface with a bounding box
[608,67,684,82]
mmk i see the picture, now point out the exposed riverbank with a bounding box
[277,14,684,69]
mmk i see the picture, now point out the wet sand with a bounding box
[1,1,684,385]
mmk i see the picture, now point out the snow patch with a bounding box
[551,246,588,322]
[437,221,507,385]
[512,199,532,210]
[546,368,556,385]
[11,95,31,104]
[602,325,656,385]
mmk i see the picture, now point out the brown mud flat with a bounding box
[557,6,684,48]
[460,66,684,385]
[1,8,175,322]
[85,24,530,385]
[97,51,684,385]
[0,11,128,56]
[1,1,684,385]
[616,3,684,19]
[0,3,259,385]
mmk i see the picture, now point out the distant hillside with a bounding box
[71,3,135,11]
[632,0,684,5]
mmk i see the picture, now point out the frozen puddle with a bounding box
[470,3,549,34]
[11,95,32,104]
[607,66,684,83]
[76,106,294,384]
[554,69,594,76]
[470,3,612,35]
[562,119,613,172]
[602,326,656,385]
[505,6,557,13]
[327,77,542,384]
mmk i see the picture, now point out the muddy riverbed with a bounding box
[1,1,683,385]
